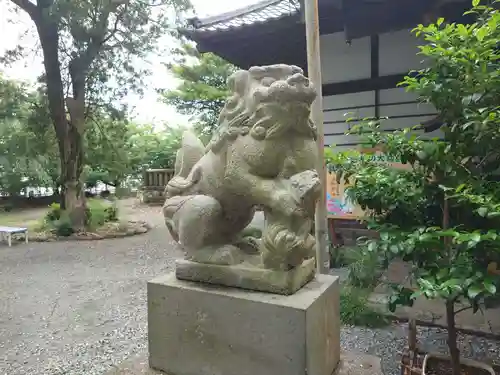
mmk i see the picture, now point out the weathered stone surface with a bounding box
[162,64,321,294]
[107,352,381,375]
[175,257,316,295]
[148,273,340,375]
[241,210,265,237]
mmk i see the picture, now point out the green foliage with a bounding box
[340,286,390,328]
[126,123,185,172]
[329,244,347,268]
[0,75,57,195]
[84,110,131,187]
[43,204,74,237]
[347,247,385,289]
[6,0,191,226]
[85,199,119,229]
[0,74,184,197]
[43,199,118,233]
[45,202,62,222]
[326,3,500,372]
[52,215,75,237]
[105,204,119,222]
[162,43,236,138]
[329,244,367,268]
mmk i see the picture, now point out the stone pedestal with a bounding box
[148,273,340,375]
[175,257,316,295]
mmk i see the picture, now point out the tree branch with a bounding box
[9,0,37,19]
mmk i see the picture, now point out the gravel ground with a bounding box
[341,325,499,375]
[1,201,499,375]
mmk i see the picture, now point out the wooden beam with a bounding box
[304,0,330,273]
[370,34,380,118]
[322,74,406,96]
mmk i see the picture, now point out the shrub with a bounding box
[327,4,500,374]
[85,198,119,229]
[104,204,119,222]
[45,202,62,222]
[52,214,74,237]
[340,286,389,328]
[347,247,385,289]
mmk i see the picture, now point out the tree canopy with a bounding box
[0,74,185,197]
[161,43,236,139]
[5,0,191,227]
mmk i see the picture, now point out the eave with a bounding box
[181,0,473,69]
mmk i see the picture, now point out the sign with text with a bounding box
[326,146,410,219]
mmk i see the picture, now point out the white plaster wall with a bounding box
[320,32,371,84]
[321,29,438,151]
[323,91,375,149]
[323,88,440,149]
[379,29,428,75]
[379,88,439,138]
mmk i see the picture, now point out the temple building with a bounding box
[181,0,472,150]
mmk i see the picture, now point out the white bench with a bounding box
[0,226,28,247]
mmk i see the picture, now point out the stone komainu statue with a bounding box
[162,64,321,294]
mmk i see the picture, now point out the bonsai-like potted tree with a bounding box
[326,2,500,375]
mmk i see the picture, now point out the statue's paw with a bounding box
[235,236,261,255]
[189,245,247,266]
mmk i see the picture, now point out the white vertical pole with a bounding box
[304,0,329,274]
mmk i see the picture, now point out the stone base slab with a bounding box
[106,352,381,375]
[147,272,340,375]
[175,257,316,295]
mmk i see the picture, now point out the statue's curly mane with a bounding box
[207,68,317,154]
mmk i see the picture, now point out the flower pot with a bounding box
[422,353,495,375]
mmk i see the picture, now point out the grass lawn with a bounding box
[0,208,48,231]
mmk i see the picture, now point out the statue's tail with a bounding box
[165,130,205,198]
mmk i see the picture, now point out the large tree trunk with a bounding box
[13,0,115,230]
[36,18,86,229]
[60,125,86,230]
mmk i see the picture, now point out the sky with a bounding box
[0,0,259,126]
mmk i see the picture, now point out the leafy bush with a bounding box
[104,204,119,222]
[347,247,385,289]
[329,243,346,268]
[340,286,389,328]
[45,202,62,222]
[327,3,500,374]
[85,198,119,229]
[52,214,74,237]
[41,199,119,234]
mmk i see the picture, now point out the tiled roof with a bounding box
[188,0,301,33]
